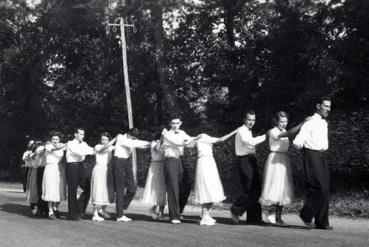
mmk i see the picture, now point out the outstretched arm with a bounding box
[279,116,312,139]
[95,138,117,153]
[238,127,266,146]
[217,129,238,143]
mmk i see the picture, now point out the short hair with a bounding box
[49,130,63,140]
[74,127,85,134]
[244,110,256,119]
[169,114,181,122]
[127,128,140,138]
[317,96,331,104]
[152,130,162,140]
[272,111,289,127]
[100,132,111,140]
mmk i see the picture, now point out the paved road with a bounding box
[0,187,368,247]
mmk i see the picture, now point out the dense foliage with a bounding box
[1,0,368,192]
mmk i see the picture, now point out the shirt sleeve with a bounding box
[94,144,104,152]
[163,132,185,146]
[293,121,312,149]
[131,140,151,149]
[22,151,30,161]
[68,141,94,156]
[118,137,150,149]
[269,128,280,140]
[45,144,54,152]
[238,127,266,146]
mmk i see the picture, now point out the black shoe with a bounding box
[315,225,333,230]
[79,213,89,220]
[48,214,56,220]
[53,210,60,219]
[68,216,80,221]
[299,213,314,227]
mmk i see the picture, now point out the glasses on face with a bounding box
[171,122,181,125]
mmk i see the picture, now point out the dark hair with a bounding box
[100,132,111,140]
[26,139,35,150]
[169,114,181,122]
[49,130,63,140]
[244,110,256,119]
[74,127,85,134]
[152,131,162,140]
[317,96,331,104]
[127,128,139,138]
[272,111,289,127]
[31,139,43,152]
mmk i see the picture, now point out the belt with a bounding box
[303,148,325,153]
[270,151,288,154]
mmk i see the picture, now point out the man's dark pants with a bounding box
[164,157,184,220]
[36,166,48,215]
[65,162,91,220]
[179,157,193,214]
[113,157,136,218]
[231,155,262,223]
[300,149,330,228]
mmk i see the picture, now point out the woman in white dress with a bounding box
[91,132,116,221]
[191,129,237,226]
[142,132,166,220]
[42,131,66,219]
[259,111,305,224]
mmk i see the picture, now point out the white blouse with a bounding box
[269,127,289,153]
[44,144,65,164]
[95,145,114,165]
[196,134,218,157]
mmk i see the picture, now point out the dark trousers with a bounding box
[231,155,262,223]
[22,167,29,193]
[300,149,330,228]
[113,157,136,218]
[179,158,193,214]
[65,162,91,219]
[164,158,184,220]
[36,167,48,214]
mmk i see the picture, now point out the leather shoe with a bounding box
[299,213,314,227]
[79,213,89,220]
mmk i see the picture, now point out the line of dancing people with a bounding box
[22,97,332,229]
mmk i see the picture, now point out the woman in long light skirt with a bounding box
[259,111,306,224]
[42,131,66,219]
[91,132,116,221]
[142,132,166,220]
[191,130,237,226]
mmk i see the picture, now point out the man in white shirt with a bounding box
[65,128,94,220]
[162,115,199,224]
[293,97,332,230]
[113,128,150,222]
[230,110,266,225]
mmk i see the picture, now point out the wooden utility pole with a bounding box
[106,17,138,182]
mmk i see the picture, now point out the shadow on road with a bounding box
[6,190,25,194]
[0,203,35,218]
[178,215,313,230]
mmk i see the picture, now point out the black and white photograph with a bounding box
[0,0,368,246]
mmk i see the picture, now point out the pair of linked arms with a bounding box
[160,128,238,149]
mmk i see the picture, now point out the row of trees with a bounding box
[1,0,368,188]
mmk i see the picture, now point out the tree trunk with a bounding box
[151,2,179,116]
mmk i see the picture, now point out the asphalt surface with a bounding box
[0,186,368,247]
